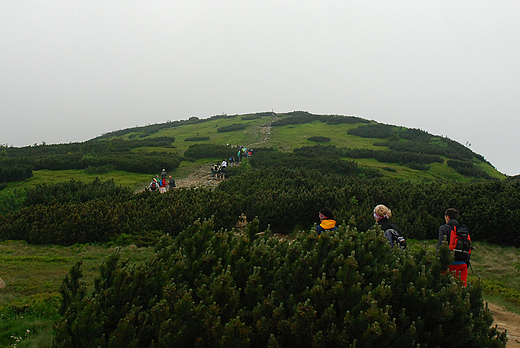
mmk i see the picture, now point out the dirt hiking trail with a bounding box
[488,302,520,347]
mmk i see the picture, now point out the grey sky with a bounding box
[1,1,519,175]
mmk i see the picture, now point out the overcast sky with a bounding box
[1,1,519,175]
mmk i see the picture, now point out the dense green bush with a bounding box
[447,159,492,179]
[0,139,182,177]
[23,178,132,207]
[1,167,519,247]
[293,145,344,158]
[241,112,273,120]
[217,123,247,133]
[307,136,331,143]
[184,136,210,141]
[382,140,481,162]
[0,162,33,183]
[183,144,237,161]
[343,148,443,167]
[272,112,369,127]
[248,149,379,179]
[347,124,395,139]
[53,219,506,347]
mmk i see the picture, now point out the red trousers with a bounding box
[446,263,468,286]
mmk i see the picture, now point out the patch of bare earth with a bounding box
[175,164,223,189]
[488,302,520,347]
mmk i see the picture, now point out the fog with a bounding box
[1,1,518,175]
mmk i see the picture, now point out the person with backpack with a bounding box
[316,208,338,237]
[168,175,176,190]
[159,177,168,193]
[149,178,159,191]
[373,204,407,249]
[437,208,472,286]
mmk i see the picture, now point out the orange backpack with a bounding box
[448,225,472,262]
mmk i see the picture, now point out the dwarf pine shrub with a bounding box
[54,219,506,347]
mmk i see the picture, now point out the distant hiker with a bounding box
[149,178,158,191]
[229,157,235,166]
[437,208,472,286]
[211,163,219,178]
[316,208,338,237]
[159,177,168,193]
[237,150,241,163]
[220,160,227,179]
[373,204,406,249]
[161,169,167,180]
[168,175,176,190]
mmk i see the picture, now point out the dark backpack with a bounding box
[448,225,472,262]
[384,229,407,249]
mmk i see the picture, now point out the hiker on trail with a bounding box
[211,163,217,178]
[373,204,406,249]
[316,208,338,237]
[161,169,167,180]
[220,159,227,179]
[237,150,241,163]
[437,208,472,286]
[168,175,176,190]
[159,176,168,193]
[229,157,235,166]
[149,178,159,191]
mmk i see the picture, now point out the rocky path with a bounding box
[488,302,520,347]
[174,164,223,189]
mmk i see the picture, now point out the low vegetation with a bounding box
[0,111,516,346]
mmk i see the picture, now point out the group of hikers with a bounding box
[211,146,254,180]
[148,169,176,193]
[316,205,472,286]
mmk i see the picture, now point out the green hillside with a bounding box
[94,110,504,181]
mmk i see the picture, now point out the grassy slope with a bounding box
[0,241,154,347]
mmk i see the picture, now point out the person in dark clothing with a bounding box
[168,175,176,190]
[373,204,406,249]
[437,208,469,286]
[316,208,338,237]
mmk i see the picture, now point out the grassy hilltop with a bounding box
[94,110,504,181]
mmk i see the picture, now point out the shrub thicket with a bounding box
[0,163,33,183]
[53,219,506,347]
[184,136,210,141]
[307,136,331,143]
[0,138,182,180]
[347,124,395,139]
[183,144,237,161]
[272,112,369,127]
[1,168,520,246]
[217,123,247,133]
[343,148,443,167]
[447,159,492,179]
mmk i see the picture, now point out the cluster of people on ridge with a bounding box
[211,159,230,179]
[229,144,253,162]
[210,146,254,179]
[148,169,176,193]
[316,205,472,286]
